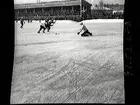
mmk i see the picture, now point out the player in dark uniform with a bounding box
[50,18,55,26]
[20,17,25,28]
[77,22,92,36]
[47,20,53,32]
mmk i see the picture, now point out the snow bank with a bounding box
[54,19,124,24]
[24,20,76,24]
[15,19,124,24]
[82,19,124,23]
[55,20,77,24]
[55,19,123,24]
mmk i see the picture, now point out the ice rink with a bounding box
[11,19,124,103]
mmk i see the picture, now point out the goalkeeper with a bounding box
[77,22,92,36]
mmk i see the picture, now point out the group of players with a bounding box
[19,17,92,36]
[37,18,56,33]
[19,17,55,33]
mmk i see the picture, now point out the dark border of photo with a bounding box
[1,0,137,104]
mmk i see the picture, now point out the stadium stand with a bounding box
[14,0,92,22]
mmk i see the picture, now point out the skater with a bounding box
[77,22,92,36]
[37,20,48,33]
[47,19,53,32]
[20,17,25,28]
[50,18,55,26]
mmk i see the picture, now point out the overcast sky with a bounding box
[14,0,125,4]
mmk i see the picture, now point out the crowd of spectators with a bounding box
[15,7,124,22]
[15,7,80,21]
[112,12,123,19]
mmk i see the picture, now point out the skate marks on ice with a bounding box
[11,21,124,103]
[11,48,124,103]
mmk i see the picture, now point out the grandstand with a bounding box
[14,0,92,21]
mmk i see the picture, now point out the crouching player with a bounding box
[37,20,48,33]
[37,20,53,33]
[77,22,92,36]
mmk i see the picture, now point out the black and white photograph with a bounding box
[11,0,125,103]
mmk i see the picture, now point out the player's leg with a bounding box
[38,25,43,33]
[42,26,47,33]
[81,31,86,36]
[47,26,50,32]
[86,30,92,36]
[43,27,46,33]
[21,22,23,28]
[20,22,23,28]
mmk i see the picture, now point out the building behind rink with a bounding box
[14,0,92,21]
